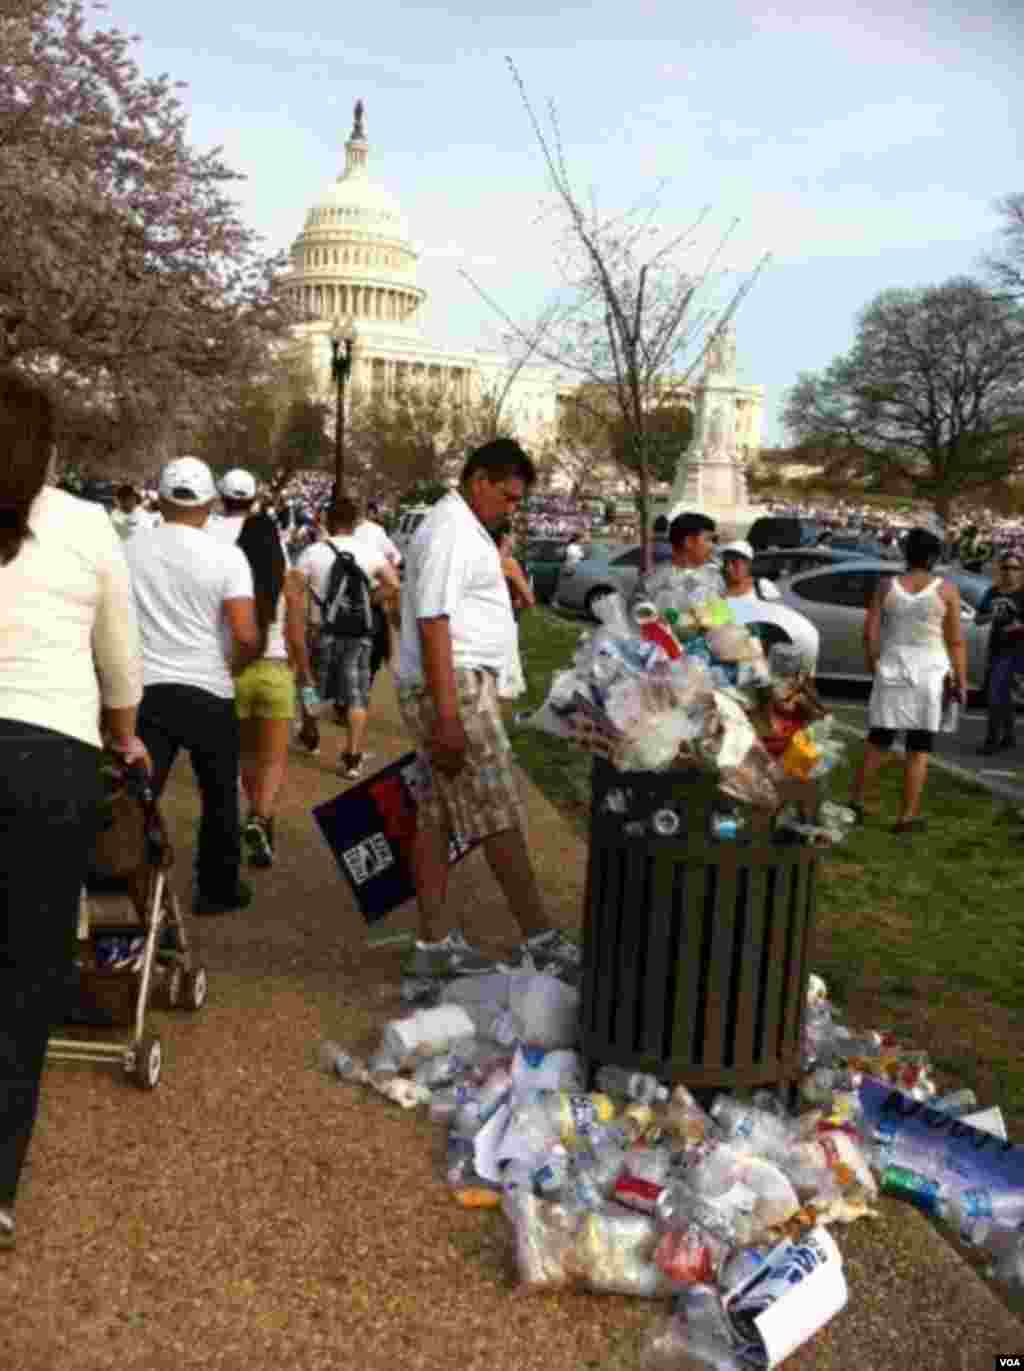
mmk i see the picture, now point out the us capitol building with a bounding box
[284,101,764,508]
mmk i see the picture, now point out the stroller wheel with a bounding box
[158,966,183,1009]
[182,967,208,1012]
[131,1035,162,1090]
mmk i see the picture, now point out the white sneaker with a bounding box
[408,930,494,978]
[516,930,582,975]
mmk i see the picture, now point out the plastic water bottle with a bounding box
[709,1096,792,1158]
[929,1088,978,1117]
[832,1027,883,1058]
[428,1082,476,1125]
[300,684,321,716]
[412,1050,473,1090]
[654,1179,758,1247]
[319,1040,368,1082]
[949,1185,1024,1229]
[594,1064,669,1104]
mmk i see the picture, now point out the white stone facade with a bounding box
[666,324,764,514]
[283,103,763,497]
[283,103,560,447]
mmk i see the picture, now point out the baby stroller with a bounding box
[47,756,208,1090]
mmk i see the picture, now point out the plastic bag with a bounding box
[508,973,580,1049]
[507,1190,673,1296]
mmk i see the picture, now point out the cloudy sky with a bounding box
[109,0,1020,443]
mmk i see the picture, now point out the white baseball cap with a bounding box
[158,457,217,507]
[720,539,755,561]
[219,468,257,500]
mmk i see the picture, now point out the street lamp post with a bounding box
[330,318,357,497]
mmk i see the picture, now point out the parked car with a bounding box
[554,541,673,617]
[751,546,890,582]
[774,560,992,691]
[522,538,571,604]
[747,516,823,552]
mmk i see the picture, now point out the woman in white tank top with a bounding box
[849,528,968,834]
[235,514,314,866]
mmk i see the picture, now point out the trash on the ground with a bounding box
[319,966,1022,1367]
[722,1226,848,1368]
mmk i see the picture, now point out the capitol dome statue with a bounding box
[284,101,427,338]
[283,102,763,512]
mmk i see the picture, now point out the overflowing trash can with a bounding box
[580,757,818,1095]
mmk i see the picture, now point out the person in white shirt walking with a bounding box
[0,370,147,1250]
[206,467,257,546]
[125,458,261,915]
[353,501,402,687]
[396,439,580,980]
[110,483,158,541]
[297,497,400,779]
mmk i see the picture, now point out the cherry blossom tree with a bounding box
[0,0,293,471]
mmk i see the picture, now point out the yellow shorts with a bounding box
[235,659,296,721]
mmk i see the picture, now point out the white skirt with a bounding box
[868,648,946,733]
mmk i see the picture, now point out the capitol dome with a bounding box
[284,101,426,332]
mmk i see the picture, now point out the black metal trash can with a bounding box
[580,758,817,1094]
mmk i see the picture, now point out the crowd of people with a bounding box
[762,496,1024,572]
[0,374,578,1249]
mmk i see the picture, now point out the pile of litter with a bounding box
[321,969,1023,1369]
[524,590,853,843]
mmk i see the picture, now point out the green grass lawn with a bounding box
[514,606,1024,1130]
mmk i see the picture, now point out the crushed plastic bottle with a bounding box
[929,1087,978,1117]
[654,1177,759,1247]
[595,1064,669,1104]
[709,1096,793,1161]
[318,1040,369,1083]
[639,1285,744,1371]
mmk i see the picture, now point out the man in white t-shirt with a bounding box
[395,438,581,981]
[206,467,257,545]
[720,539,820,668]
[353,502,402,687]
[353,502,402,570]
[110,484,158,541]
[125,456,261,915]
[297,497,399,779]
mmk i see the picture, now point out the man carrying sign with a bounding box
[396,439,580,980]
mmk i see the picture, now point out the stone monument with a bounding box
[657,322,765,535]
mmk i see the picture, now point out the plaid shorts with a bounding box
[319,635,373,710]
[397,668,524,844]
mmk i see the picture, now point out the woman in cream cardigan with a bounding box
[0,370,148,1251]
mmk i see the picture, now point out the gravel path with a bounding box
[2,677,1020,1371]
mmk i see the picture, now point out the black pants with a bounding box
[369,604,390,682]
[0,719,102,1208]
[137,684,241,900]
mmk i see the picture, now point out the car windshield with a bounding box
[526,541,567,561]
[948,572,991,610]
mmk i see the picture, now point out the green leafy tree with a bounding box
[347,382,521,504]
[275,397,332,473]
[783,278,1024,520]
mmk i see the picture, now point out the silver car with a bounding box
[773,560,992,691]
[554,541,674,617]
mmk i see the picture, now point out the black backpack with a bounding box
[317,543,374,638]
